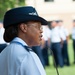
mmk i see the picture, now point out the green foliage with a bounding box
[69,34,72,39]
[0,0,25,20]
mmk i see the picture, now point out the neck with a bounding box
[18,34,33,47]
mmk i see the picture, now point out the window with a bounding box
[44,0,54,2]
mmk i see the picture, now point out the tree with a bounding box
[0,0,25,21]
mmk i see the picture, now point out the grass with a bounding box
[45,40,75,75]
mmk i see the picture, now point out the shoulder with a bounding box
[6,43,29,63]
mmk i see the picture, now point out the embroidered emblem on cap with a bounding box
[29,12,37,16]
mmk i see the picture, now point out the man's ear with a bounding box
[19,23,27,33]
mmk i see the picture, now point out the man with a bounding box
[0,22,7,53]
[58,20,70,66]
[72,20,75,64]
[50,20,64,67]
[32,45,45,67]
[41,25,51,66]
[0,6,47,75]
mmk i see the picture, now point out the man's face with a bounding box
[25,21,43,46]
[58,22,63,27]
[0,23,3,28]
[73,22,75,27]
[51,21,57,28]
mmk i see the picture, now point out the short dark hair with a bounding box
[3,24,19,42]
[56,20,63,23]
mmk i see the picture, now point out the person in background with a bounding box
[0,22,7,53]
[72,20,75,64]
[0,6,48,75]
[58,20,70,66]
[32,46,45,67]
[50,20,64,67]
[41,25,51,66]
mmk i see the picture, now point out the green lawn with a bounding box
[45,40,75,75]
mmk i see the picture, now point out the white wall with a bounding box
[26,0,75,33]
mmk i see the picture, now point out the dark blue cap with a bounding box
[3,6,48,28]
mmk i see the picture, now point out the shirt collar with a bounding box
[11,37,28,46]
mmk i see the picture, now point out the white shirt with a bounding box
[0,27,6,44]
[72,27,75,40]
[51,26,62,43]
[59,26,69,41]
[42,26,51,41]
[0,37,46,75]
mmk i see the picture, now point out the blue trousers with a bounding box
[51,42,63,67]
[42,41,49,66]
[73,39,75,63]
[32,46,45,67]
[62,40,70,66]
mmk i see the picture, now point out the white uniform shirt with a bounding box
[42,26,51,41]
[0,37,46,75]
[0,27,6,44]
[59,26,69,41]
[51,26,63,43]
[72,27,75,40]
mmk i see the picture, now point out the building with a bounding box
[26,0,75,33]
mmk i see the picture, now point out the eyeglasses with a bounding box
[26,23,43,30]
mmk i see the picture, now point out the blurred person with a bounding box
[41,25,51,66]
[32,46,45,67]
[50,20,64,67]
[0,22,7,53]
[58,20,70,66]
[72,20,75,64]
[0,6,48,75]
[47,21,52,30]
